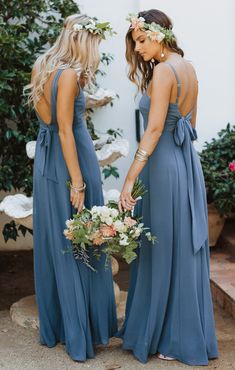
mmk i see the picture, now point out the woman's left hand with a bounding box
[118,178,137,212]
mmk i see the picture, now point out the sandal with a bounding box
[157,353,175,361]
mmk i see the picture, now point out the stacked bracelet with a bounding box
[134,148,149,162]
[70,182,86,193]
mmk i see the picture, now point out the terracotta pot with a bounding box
[208,203,225,246]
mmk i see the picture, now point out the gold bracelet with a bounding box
[135,154,147,162]
[134,148,149,162]
[70,182,86,193]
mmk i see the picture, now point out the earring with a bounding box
[160,45,165,59]
[151,58,155,63]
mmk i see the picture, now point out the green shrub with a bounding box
[200,123,235,217]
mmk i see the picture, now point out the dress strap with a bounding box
[50,69,64,124]
[165,62,181,104]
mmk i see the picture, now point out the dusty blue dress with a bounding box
[33,69,117,361]
[118,63,218,365]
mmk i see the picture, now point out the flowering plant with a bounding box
[64,180,156,270]
[200,123,235,217]
[72,18,116,39]
[126,13,174,43]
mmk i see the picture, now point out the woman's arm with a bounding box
[57,69,84,212]
[119,63,173,210]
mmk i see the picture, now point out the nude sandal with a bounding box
[157,353,175,361]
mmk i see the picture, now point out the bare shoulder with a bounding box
[152,62,173,86]
[58,68,78,95]
[59,68,78,85]
[185,60,198,81]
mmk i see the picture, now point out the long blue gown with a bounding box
[117,63,218,365]
[33,69,117,361]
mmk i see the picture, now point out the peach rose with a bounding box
[90,231,104,246]
[100,224,117,237]
[63,229,74,241]
[124,216,137,228]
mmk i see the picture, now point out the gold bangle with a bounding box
[134,148,149,162]
[70,182,86,193]
[138,148,149,156]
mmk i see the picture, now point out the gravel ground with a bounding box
[0,303,234,370]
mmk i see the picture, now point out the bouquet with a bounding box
[64,180,156,270]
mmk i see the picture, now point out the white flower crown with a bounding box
[71,18,116,39]
[126,13,174,43]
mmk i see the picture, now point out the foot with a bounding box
[157,353,175,361]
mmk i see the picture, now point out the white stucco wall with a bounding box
[78,0,235,190]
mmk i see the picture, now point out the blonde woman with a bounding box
[26,14,117,361]
[117,9,218,365]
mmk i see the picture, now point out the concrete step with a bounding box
[210,247,235,319]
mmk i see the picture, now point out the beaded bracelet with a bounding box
[70,182,86,193]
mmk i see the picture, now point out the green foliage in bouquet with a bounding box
[200,123,235,217]
[64,180,156,271]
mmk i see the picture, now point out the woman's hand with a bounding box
[118,178,137,212]
[70,187,85,213]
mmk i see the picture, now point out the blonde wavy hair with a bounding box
[126,9,184,92]
[25,14,102,108]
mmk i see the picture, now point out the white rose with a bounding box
[100,206,110,218]
[133,228,141,238]
[104,217,113,226]
[91,206,98,214]
[156,32,165,42]
[73,24,83,32]
[119,234,129,246]
[111,208,119,218]
[65,219,74,229]
[113,220,127,233]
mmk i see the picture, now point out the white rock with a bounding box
[85,87,116,101]
[113,282,121,306]
[26,141,36,159]
[0,194,33,229]
[0,194,33,218]
[10,295,39,330]
[26,138,129,166]
[10,291,127,329]
[84,88,116,109]
[96,139,129,167]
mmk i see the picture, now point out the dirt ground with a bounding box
[0,250,129,311]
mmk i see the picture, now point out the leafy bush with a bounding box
[0,0,80,195]
[0,1,119,241]
[200,123,235,217]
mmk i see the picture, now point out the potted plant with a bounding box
[200,123,235,246]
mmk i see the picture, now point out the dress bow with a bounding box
[173,114,208,254]
[38,125,58,183]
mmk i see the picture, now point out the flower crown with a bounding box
[71,18,116,39]
[126,13,174,43]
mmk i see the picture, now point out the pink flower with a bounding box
[63,229,74,241]
[100,224,117,237]
[124,216,137,228]
[130,16,145,31]
[229,161,235,172]
[90,231,104,246]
